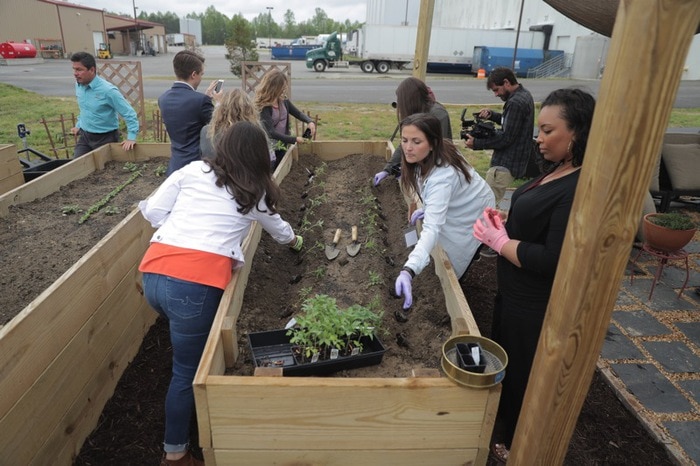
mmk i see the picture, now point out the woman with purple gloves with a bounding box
[472,88,595,463]
[373,77,452,186]
[393,113,494,312]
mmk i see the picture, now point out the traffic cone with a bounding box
[477,68,486,79]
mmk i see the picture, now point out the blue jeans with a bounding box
[142,273,223,453]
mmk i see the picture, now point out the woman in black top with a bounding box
[473,88,596,463]
[254,69,315,170]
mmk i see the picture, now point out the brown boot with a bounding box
[160,451,204,466]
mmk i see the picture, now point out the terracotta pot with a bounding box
[642,213,697,252]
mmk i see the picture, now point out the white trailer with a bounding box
[342,24,545,73]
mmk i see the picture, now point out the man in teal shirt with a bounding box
[70,52,139,157]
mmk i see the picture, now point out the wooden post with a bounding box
[509,1,700,464]
[412,0,434,81]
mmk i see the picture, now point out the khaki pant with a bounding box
[485,166,514,207]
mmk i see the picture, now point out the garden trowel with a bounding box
[325,228,342,260]
[346,225,361,257]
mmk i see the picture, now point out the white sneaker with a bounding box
[480,247,498,258]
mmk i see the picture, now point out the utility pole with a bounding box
[512,0,525,71]
[132,0,139,55]
[266,7,274,48]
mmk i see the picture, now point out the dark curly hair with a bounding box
[540,88,596,167]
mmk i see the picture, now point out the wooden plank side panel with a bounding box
[0,143,23,195]
[0,270,154,463]
[0,211,153,416]
[107,142,172,162]
[205,380,489,451]
[0,152,98,216]
[300,141,389,161]
[50,300,156,465]
[432,246,481,336]
[212,448,477,466]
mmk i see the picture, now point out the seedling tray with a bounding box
[248,329,386,376]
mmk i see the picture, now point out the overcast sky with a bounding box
[76,0,367,24]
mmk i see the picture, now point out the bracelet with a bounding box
[401,266,415,278]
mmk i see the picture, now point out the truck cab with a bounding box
[306,32,343,72]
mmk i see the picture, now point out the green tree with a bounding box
[225,14,259,77]
[282,10,297,38]
[140,11,180,34]
[310,8,334,34]
[200,6,229,45]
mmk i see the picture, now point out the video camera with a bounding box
[459,108,496,140]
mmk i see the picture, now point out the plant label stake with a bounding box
[325,228,342,260]
[347,225,361,257]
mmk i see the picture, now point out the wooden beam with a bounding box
[412,0,434,81]
[509,1,700,464]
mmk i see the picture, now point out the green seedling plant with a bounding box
[122,161,139,172]
[356,186,385,256]
[287,294,383,362]
[78,170,141,224]
[103,205,120,216]
[368,270,383,287]
[312,266,326,279]
[61,204,82,215]
[154,164,167,177]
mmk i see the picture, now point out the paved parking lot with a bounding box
[2,45,700,106]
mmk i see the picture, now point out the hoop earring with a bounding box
[567,140,574,157]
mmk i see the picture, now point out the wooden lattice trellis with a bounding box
[97,61,146,136]
[39,114,78,159]
[241,61,292,98]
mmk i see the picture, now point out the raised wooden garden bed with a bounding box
[194,141,501,466]
[0,143,169,464]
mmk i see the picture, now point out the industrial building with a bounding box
[0,0,167,59]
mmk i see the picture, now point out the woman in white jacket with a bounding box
[395,113,495,310]
[138,122,303,466]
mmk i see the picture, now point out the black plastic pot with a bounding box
[248,329,386,376]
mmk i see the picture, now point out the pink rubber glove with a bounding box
[410,208,424,226]
[473,212,510,254]
[394,270,413,309]
[373,170,389,186]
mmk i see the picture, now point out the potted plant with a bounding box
[642,212,697,252]
[248,294,386,376]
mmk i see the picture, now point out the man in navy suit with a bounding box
[158,50,222,176]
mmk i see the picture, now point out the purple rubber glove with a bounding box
[473,211,510,254]
[373,170,389,186]
[410,208,424,226]
[395,270,413,309]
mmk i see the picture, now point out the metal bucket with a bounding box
[441,335,508,389]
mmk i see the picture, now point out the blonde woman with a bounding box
[254,69,315,169]
[199,89,262,160]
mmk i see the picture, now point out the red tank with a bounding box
[0,42,38,59]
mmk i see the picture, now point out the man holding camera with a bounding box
[464,67,534,208]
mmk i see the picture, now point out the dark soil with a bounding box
[0,157,169,325]
[0,153,673,465]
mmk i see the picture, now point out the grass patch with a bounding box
[1,83,698,181]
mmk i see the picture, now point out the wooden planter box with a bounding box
[194,141,501,466]
[0,143,24,195]
[0,143,170,464]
